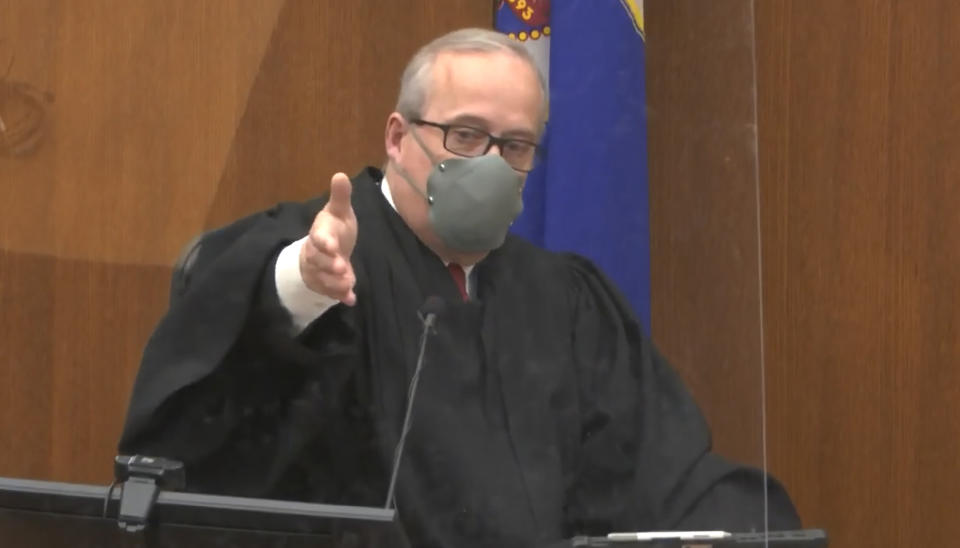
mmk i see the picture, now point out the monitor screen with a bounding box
[0,476,406,548]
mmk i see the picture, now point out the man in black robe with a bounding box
[118,28,800,547]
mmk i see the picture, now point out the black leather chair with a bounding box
[169,233,204,307]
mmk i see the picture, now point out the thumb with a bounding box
[326,172,353,218]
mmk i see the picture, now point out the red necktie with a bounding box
[447,263,468,301]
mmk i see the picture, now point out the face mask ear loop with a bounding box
[391,122,442,204]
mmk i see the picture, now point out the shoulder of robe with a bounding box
[497,236,622,297]
[500,237,644,334]
[562,251,649,337]
[181,166,379,278]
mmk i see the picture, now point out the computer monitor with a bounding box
[0,475,409,548]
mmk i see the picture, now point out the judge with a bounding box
[118,28,800,547]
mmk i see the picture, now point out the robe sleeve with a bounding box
[561,254,800,534]
[117,198,366,498]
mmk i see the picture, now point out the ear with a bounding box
[384,112,407,165]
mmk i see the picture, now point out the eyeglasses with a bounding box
[411,119,541,173]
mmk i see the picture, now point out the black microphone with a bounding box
[384,296,446,509]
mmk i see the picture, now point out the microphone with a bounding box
[417,295,446,330]
[384,296,447,509]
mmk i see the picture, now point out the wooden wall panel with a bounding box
[648,0,960,544]
[645,0,765,467]
[0,252,55,480]
[1,0,492,484]
[0,0,285,266]
[1,0,284,484]
[757,0,960,545]
[0,252,171,481]
[205,0,495,228]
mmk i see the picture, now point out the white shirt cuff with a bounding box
[274,236,339,333]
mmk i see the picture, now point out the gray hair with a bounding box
[395,28,549,128]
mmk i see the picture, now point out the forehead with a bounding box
[421,51,542,134]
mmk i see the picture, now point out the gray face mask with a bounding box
[394,127,524,252]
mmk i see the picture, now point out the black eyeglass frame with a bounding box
[410,118,542,173]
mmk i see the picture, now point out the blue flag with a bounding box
[495,0,652,331]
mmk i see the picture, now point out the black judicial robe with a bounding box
[118,167,800,547]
